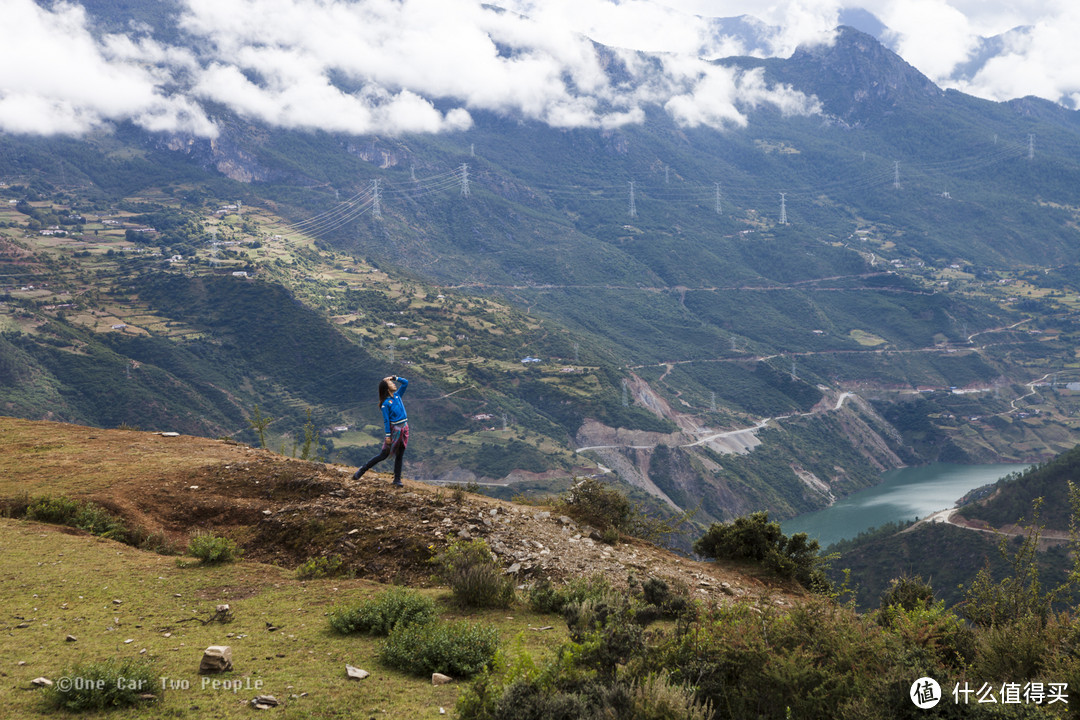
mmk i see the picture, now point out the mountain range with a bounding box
[3,12,1080,533]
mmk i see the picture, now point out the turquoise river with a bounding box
[781,463,1031,549]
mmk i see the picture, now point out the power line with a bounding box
[628,181,636,218]
[779,192,787,225]
[372,179,382,220]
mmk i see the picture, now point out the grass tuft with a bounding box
[44,658,161,712]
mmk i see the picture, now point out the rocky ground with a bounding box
[3,418,802,606]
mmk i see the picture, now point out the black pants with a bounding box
[357,425,407,483]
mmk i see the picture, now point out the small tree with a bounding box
[248,404,273,449]
[960,497,1076,627]
[298,408,325,461]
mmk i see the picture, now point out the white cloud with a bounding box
[0,0,215,136]
[175,0,821,133]
[63,0,1080,140]
[948,3,1080,107]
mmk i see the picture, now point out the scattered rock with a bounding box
[65,635,77,642]
[31,677,53,688]
[504,563,521,575]
[15,623,29,629]
[432,673,452,686]
[251,694,280,709]
[199,645,233,674]
[346,665,370,680]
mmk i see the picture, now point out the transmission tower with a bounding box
[209,227,220,268]
[664,165,670,184]
[1028,134,1035,160]
[893,161,900,189]
[622,379,629,407]
[387,341,395,364]
[573,342,580,363]
[410,164,416,183]
[779,193,787,225]
[710,391,717,412]
[460,164,470,197]
[372,179,381,219]
[628,181,636,218]
[715,183,722,215]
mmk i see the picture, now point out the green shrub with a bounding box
[25,495,130,542]
[296,554,347,579]
[26,495,81,524]
[630,673,715,720]
[528,574,611,614]
[380,620,499,677]
[876,602,976,669]
[329,587,437,636]
[555,477,633,532]
[457,655,712,720]
[187,531,242,565]
[44,658,161,711]
[693,511,829,590]
[1,493,31,518]
[433,538,515,608]
[563,593,647,677]
[972,614,1056,681]
[637,576,695,622]
[71,503,129,541]
[879,574,935,613]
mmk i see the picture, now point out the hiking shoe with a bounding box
[352,470,364,480]
[392,481,403,488]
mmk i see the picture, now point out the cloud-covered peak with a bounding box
[0,0,823,138]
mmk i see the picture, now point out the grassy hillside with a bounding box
[6,418,1080,718]
[958,444,1080,531]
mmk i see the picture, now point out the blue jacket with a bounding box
[381,376,408,437]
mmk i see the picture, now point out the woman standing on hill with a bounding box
[352,375,409,487]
